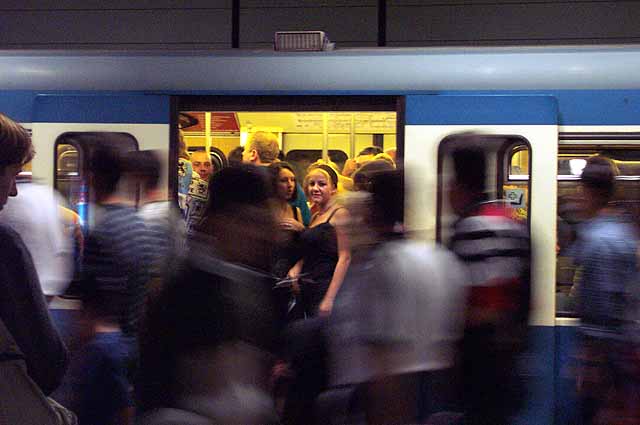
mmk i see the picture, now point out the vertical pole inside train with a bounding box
[322,112,329,160]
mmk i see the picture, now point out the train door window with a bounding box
[555,137,640,318]
[437,134,531,244]
[54,132,138,229]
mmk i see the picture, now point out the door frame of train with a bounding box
[32,94,171,188]
[403,94,558,425]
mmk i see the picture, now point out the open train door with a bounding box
[403,95,558,425]
[31,94,171,229]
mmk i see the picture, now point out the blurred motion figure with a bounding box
[573,156,640,424]
[448,146,531,425]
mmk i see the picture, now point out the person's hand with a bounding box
[287,269,301,294]
[279,218,304,232]
[318,296,334,316]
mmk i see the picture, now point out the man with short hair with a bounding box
[191,150,213,181]
[242,131,280,165]
[242,131,311,226]
[0,112,69,395]
[574,156,640,424]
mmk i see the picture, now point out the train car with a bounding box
[3,45,640,424]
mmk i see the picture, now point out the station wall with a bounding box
[1,1,639,49]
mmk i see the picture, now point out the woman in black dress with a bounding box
[288,164,351,317]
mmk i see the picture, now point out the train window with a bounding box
[555,142,640,318]
[508,146,530,180]
[54,132,138,229]
[437,134,531,244]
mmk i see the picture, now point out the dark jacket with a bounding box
[0,224,68,395]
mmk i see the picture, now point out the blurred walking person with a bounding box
[573,156,640,424]
[448,146,531,425]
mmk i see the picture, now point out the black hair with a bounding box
[369,170,404,228]
[205,164,271,214]
[90,146,123,198]
[353,159,395,191]
[581,155,617,205]
[452,147,486,194]
[268,161,298,202]
[126,150,162,191]
[227,146,244,167]
[358,146,384,157]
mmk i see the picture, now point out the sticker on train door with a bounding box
[505,188,525,208]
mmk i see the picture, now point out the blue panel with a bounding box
[34,95,170,124]
[405,95,558,125]
[0,91,36,122]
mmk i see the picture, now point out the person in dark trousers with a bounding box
[448,146,531,425]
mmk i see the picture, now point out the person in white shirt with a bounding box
[0,177,73,298]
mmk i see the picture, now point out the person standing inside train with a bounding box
[448,146,531,425]
[243,131,311,226]
[288,164,351,317]
[190,150,213,181]
[0,113,69,396]
[573,156,640,424]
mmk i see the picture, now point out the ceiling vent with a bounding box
[274,31,333,51]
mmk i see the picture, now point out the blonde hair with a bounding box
[246,131,279,164]
[303,167,337,199]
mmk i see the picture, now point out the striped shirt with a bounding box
[139,201,186,278]
[82,204,154,335]
[450,203,531,330]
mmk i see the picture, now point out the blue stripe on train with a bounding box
[406,95,559,126]
[34,95,170,124]
[4,89,640,126]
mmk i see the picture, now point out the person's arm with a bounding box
[319,208,351,316]
[287,260,304,294]
[0,225,68,395]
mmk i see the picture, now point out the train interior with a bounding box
[178,110,398,188]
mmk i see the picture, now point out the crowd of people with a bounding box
[0,111,638,424]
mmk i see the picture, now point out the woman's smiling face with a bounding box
[306,169,335,206]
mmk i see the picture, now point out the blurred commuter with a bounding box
[351,158,395,191]
[0,113,69,396]
[448,147,531,425]
[127,150,185,295]
[327,171,467,424]
[341,146,384,178]
[289,164,351,317]
[81,146,153,337]
[0,176,73,298]
[573,156,640,424]
[190,150,213,181]
[243,131,311,226]
[70,284,134,425]
[137,165,279,424]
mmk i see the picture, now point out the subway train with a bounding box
[4,45,640,424]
